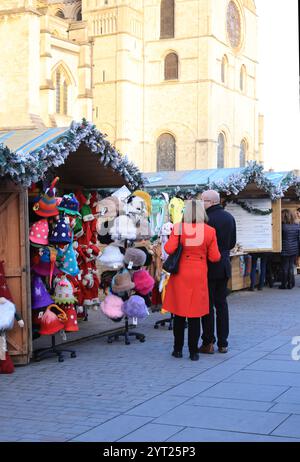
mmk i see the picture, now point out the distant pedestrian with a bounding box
[279,209,300,289]
[162,199,220,361]
[199,190,236,354]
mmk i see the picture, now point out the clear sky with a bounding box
[255,0,300,171]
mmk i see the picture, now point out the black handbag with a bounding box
[162,225,183,274]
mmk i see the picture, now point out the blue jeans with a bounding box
[250,255,267,288]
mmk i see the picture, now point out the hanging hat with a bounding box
[73,217,84,238]
[111,271,135,294]
[136,217,153,240]
[125,196,147,218]
[132,191,152,216]
[0,297,16,331]
[49,217,72,245]
[110,215,137,241]
[98,245,124,270]
[53,276,77,305]
[31,274,54,310]
[81,204,94,222]
[161,222,174,236]
[124,248,146,269]
[122,295,149,320]
[33,177,59,217]
[132,269,155,295]
[169,197,184,224]
[58,193,81,217]
[29,219,49,245]
[100,294,124,321]
[96,220,114,245]
[39,304,67,336]
[133,246,153,267]
[100,270,118,291]
[57,242,79,277]
[63,306,79,332]
[96,196,120,223]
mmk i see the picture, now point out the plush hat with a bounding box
[125,196,147,217]
[98,245,124,270]
[31,275,54,310]
[39,304,67,336]
[133,246,153,267]
[33,177,59,217]
[0,297,16,331]
[96,220,114,245]
[96,196,119,223]
[122,295,149,320]
[111,271,135,294]
[29,219,49,245]
[100,294,124,321]
[53,276,77,305]
[132,191,152,216]
[57,242,79,277]
[58,193,81,217]
[49,217,72,244]
[132,269,155,295]
[136,217,152,240]
[110,215,137,241]
[124,248,146,269]
[81,204,94,222]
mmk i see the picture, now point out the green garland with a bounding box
[224,199,272,215]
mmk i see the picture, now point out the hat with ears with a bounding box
[124,248,146,269]
[132,190,152,216]
[125,196,147,217]
[98,245,124,270]
[132,269,155,295]
[58,193,81,217]
[31,274,54,310]
[110,215,137,241]
[96,196,120,223]
[111,271,135,294]
[49,217,72,245]
[96,220,114,245]
[53,275,77,305]
[33,177,60,217]
[29,219,49,245]
[122,295,149,320]
[100,294,124,321]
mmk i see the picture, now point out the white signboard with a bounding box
[224,198,273,251]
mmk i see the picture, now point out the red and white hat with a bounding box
[29,219,49,245]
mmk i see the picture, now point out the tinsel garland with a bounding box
[0,119,146,190]
[224,199,272,216]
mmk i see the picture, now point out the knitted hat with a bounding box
[100,294,124,321]
[0,297,16,331]
[124,248,146,269]
[53,276,77,305]
[33,177,59,217]
[96,196,119,223]
[132,191,152,216]
[58,193,81,217]
[31,274,54,309]
[98,245,124,269]
[73,216,84,238]
[111,271,135,294]
[132,269,155,295]
[110,215,137,241]
[63,306,79,332]
[122,295,149,320]
[49,217,72,244]
[81,204,94,222]
[29,219,49,245]
[39,305,67,336]
[57,242,79,277]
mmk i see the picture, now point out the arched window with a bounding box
[221,55,228,84]
[240,65,246,92]
[160,0,175,39]
[55,10,65,19]
[217,133,225,168]
[76,9,82,21]
[239,139,247,167]
[54,66,70,115]
[164,53,178,80]
[157,133,176,171]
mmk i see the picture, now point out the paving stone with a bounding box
[126,395,188,417]
[224,370,300,387]
[200,382,289,402]
[187,396,273,412]
[118,423,183,442]
[272,415,300,439]
[246,359,300,374]
[268,403,300,414]
[275,387,300,404]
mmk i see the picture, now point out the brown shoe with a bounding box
[198,343,214,354]
[218,347,228,353]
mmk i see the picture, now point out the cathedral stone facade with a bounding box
[0,0,263,171]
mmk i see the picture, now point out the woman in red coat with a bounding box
[162,199,221,360]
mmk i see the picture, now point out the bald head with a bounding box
[201,190,220,210]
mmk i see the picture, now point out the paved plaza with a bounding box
[1,283,300,442]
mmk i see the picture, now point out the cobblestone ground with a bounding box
[1,282,300,442]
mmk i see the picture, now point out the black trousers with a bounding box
[173,315,200,354]
[201,278,229,348]
[281,256,296,288]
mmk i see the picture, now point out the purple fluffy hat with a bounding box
[122,295,149,320]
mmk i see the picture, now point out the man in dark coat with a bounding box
[199,190,236,353]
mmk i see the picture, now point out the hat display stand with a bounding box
[106,240,146,345]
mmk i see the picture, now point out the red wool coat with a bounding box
[162,222,221,318]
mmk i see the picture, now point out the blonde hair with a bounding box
[182,199,208,224]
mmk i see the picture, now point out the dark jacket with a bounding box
[206,204,237,280]
[281,223,300,257]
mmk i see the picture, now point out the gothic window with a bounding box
[239,139,247,167]
[160,0,175,39]
[240,65,246,92]
[221,55,228,84]
[55,10,65,19]
[164,53,178,80]
[157,133,176,171]
[217,133,225,168]
[54,67,70,115]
